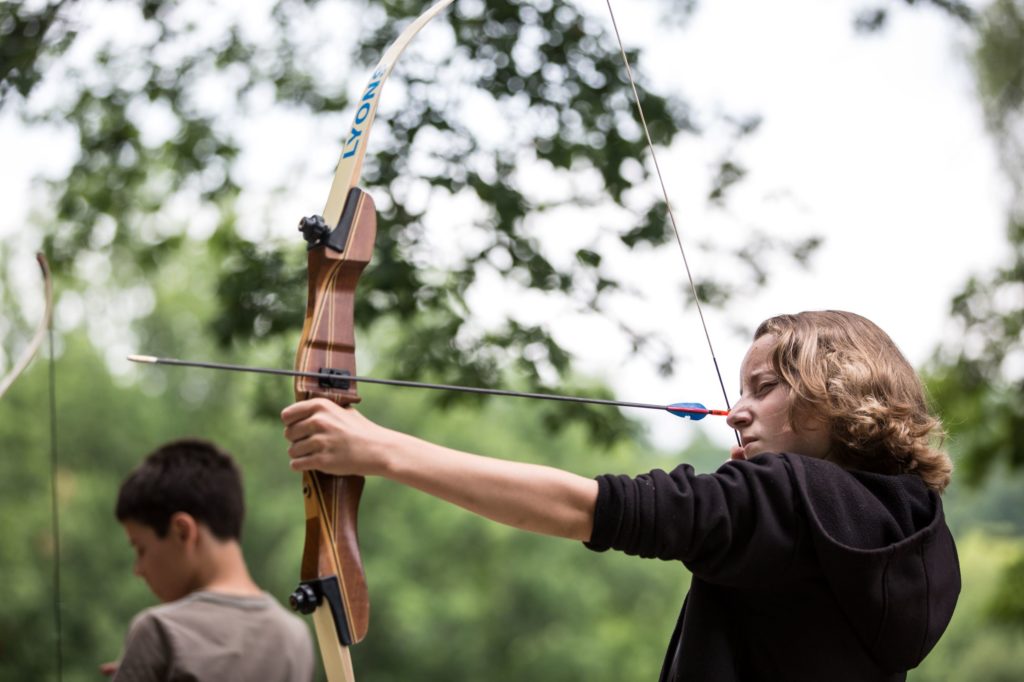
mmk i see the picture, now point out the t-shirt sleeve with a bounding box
[584,454,805,585]
[111,612,170,682]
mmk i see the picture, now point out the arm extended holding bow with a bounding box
[282,397,599,542]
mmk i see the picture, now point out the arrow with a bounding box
[127,354,728,421]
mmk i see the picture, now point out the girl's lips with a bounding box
[741,438,762,458]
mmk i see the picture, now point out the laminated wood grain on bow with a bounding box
[290,187,378,682]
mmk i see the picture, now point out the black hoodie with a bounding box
[585,452,960,681]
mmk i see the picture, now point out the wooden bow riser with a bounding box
[295,189,379,406]
[293,188,378,651]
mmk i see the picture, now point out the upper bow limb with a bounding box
[282,398,598,542]
[0,253,52,400]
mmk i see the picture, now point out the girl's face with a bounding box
[726,334,831,460]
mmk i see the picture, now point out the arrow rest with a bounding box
[318,367,352,391]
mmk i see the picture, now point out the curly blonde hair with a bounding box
[755,311,952,492]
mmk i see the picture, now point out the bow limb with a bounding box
[0,253,53,400]
[289,3,454,679]
[320,0,456,229]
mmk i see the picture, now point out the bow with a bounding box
[0,253,53,399]
[285,2,455,679]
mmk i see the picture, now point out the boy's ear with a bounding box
[168,511,199,544]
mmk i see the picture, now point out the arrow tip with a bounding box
[127,354,158,364]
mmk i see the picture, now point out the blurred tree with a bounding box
[926,0,1024,485]
[0,274,724,679]
[909,531,1024,681]
[1,0,822,446]
[923,0,1024,634]
[1,0,1009,678]
[852,0,975,32]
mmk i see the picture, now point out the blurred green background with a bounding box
[3,0,1023,679]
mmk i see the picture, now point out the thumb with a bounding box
[280,398,324,426]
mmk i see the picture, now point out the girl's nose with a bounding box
[726,398,750,430]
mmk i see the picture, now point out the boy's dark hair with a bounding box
[116,438,245,539]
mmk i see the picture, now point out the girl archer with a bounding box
[281,310,960,681]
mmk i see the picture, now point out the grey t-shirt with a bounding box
[112,591,314,682]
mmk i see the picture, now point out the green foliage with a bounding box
[5,0,1024,679]
[989,553,1024,628]
[974,0,1024,142]
[0,1,76,103]
[909,531,1024,681]
[0,322,713,680]
[0,254,1021,680]
[917,0,1024,645]
[924,0,1024,484]
[928,359,1024,485]
[942,463,1024,537]
[853,0,976,33]
[7,325,1023,680]
[0,246,712,679]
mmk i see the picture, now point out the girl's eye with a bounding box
[756,380,777,396]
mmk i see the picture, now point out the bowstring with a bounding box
[602,0,740,446]
[48,274,64,681]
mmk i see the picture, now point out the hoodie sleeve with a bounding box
[584,454,807,585]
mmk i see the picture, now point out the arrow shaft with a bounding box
[128,355,727,417]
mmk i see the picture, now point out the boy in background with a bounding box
[104,438,313,682]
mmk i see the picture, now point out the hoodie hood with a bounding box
[789,454,960,672]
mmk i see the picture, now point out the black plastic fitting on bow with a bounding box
[298,215,331,246]
[318,368,351,390]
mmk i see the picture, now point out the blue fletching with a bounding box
[667,402,709,421]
